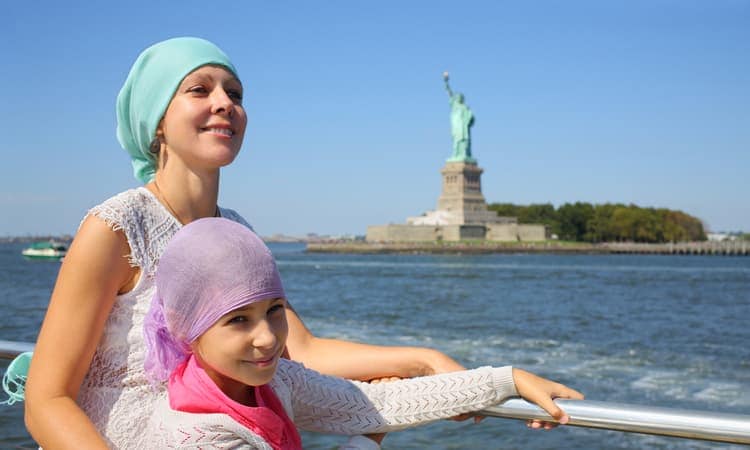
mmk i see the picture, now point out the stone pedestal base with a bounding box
[435,161,503,225]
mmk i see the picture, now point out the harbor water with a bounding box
[1,241,748,449]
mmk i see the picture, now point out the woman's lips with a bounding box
[201,127,234,138]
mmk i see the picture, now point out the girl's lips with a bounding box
[244,354,278,367]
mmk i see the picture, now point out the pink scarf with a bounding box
[168,355,302,450]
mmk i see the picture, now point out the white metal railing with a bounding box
[0,340,33,360]
[482,398,750,445]
[2,340,749,444]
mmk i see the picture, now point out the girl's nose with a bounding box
[251,319,278,350]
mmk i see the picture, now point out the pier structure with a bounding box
[603,240,750,256]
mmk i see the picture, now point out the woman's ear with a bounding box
[149,138,161,154]
[151,122,167,168]
[150,123,164,154]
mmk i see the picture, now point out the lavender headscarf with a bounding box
[143,218,285,385]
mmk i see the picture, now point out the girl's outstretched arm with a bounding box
[284,307,464,381]
[275,360,583,436]
[276,359,518,435]
[25,216,135,449]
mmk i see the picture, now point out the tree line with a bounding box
[487,202,707,243]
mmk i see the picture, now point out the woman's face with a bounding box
[158,65,247,173]
[191,298,288,405]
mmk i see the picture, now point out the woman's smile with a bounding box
[201,126,235,138]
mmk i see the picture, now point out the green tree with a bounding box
[557,202,594,241]
[519,203,557,227]
[584,203,621,242]
[487,203,521,218]
[488,201,705,243]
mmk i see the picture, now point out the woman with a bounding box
[25,37,523,449]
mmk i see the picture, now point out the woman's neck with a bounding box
[149,168,220,225]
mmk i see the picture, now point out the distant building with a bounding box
[707,232,735,242]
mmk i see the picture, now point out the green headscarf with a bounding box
[116,37,238,184]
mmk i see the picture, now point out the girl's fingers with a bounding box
[526,419,559,430]
[553,384,585,400]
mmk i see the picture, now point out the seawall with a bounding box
[306,240,750,255]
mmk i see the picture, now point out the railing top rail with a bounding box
[3,340,749,444]
[482,398,750,445]
[0,340,33,360]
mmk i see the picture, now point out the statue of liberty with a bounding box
[443,72,475,163]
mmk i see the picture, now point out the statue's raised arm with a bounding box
[443,71,454,98]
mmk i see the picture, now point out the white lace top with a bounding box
[146,359,517,449]
[78,187,251,449]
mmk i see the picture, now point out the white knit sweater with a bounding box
[146,359,517,449]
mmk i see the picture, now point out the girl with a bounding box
[144,218,583,449]
[24,37,519,449]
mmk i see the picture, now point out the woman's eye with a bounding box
[268,304,284,315]
[227,89,243,101]
[228,315,247,324]
[187,85,208,94]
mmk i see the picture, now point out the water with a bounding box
[1,241,748,449]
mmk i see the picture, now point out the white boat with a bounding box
[21,241,68,261]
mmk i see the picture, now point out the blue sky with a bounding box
[2,1,748,236]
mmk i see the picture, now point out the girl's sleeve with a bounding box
[275,359,517,435]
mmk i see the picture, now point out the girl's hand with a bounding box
[367,376,401,384]
[512,368,584,429]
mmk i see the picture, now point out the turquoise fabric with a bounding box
[116,37,238,184]
[2,351,32,405]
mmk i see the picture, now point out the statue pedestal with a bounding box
[436,162,502,225]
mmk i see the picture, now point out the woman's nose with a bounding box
[210,89,234,116]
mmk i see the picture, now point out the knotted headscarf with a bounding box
[116,37,238,184]
[143,217,285,384]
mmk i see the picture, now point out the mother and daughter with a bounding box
[23,37,582,449]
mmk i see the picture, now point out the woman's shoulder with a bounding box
[85,187,178,271]
[218,206,253,230]
[90,186,156,214]
[86,187,159,226]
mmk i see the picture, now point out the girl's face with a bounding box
[158,65,247,173]
[192,298,288,405]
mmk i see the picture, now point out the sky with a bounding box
[1,1,748,237]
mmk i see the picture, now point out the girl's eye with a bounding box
[227,89,243,101]
[268,304,284,315]
[228,315,247,324]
